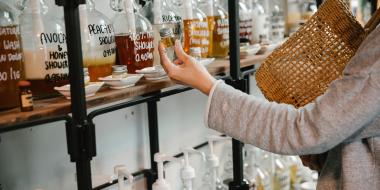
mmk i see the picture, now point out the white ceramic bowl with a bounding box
[136,66,167,79]
[99,74,143,89]
[54,82,104,99]
[240,44,261,58]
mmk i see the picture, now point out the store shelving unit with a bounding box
[1,0,377,189]
[0,0,269,187]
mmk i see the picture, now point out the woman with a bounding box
[158,26,380,189]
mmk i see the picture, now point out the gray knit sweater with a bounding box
[206,27,380,190]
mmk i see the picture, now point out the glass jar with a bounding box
[250,0,269,44]
[159,28,176,61]
[19,0,68,99]
[239,0,253,44]
[0,2,23,110]
[182,0,210,58]
[273,155,291,190]
[80,0,116,81]
[270,3,285,43]
[198,0,229,58]
[189,47,201,60]
[144,0,182,66]
[111,0,154,74]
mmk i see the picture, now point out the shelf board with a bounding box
[0,52,270,130]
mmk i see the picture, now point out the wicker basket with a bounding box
[256,0,380,108]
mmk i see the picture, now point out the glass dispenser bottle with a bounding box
[239,0,253,44]
[111,0,154,74]
[198,0,229,58]
[250,0,268,44]
[244,147,272,190]
[19,0,68,98]
[273,155,291,190]
[79,0,116,81]
[183,0,210,58]
[0,2,23,109]
[145,0,182,66]
[270,3,285,43]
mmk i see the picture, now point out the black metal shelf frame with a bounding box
[4,0,372,189]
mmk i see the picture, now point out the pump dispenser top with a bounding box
[114,165,134,190]
[200,135,231,190]
[181,148,206,190]
[153,153,179,190]
[207,135,231,167]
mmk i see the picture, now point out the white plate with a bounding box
[240,44,261,58]
[145,76,168,81]
[136,66,167,78]
[99,74,143,89]
[54,82,104,99]
[198,58,215,67]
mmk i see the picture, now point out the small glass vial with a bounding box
[112,65,128,79]
[189,47,202,60]
[160,28,176,61]
[19,80,34,112]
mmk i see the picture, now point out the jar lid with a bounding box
[112,65,127,72]
[159,28,174,38]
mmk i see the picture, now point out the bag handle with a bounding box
[364,7,380,35]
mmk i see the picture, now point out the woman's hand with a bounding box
[158,40,216,95]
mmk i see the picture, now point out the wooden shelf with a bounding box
[0,52,270,129]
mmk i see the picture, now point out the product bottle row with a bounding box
[0,0,305,112]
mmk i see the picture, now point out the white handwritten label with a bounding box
[24,31,69,82]
[0,25,22,82]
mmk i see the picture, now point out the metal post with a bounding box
[228,0,241,80]
[316,0,323,8]
[244,74,250,94]
[227,0,249,189]
[55,0,95,189]
[371,0,378,14]
[147,100,160,190]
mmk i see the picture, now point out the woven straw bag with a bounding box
[256,0,380,108]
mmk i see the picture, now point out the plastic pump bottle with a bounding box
[201,135,231,190]
[114,165,134,190]
[153,153,179,190]
[181,148,206,190]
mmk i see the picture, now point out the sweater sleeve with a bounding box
[206,63,380,155]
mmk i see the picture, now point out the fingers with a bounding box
[174,40,190,63]
[159,43,176,72]
[159,43,180,80]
